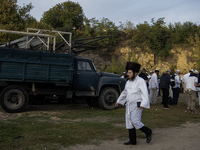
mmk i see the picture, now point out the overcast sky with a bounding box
[17,0,200,26]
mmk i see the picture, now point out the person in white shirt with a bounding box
[185,72,198,113]
[121,72,128,81]
[181,69,194,107]
[147,71,153,80]
[149,69,159,104]
[172,70,181,105]
[115,62,152,145]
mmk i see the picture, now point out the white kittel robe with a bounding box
[117,76,150,129]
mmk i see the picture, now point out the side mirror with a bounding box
[103,64,107,72]
[101,64,107,72]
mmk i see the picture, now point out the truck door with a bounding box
[74,59,99,96]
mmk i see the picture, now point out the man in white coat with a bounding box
[182,69,194,107]
[149,69,159,104]
[185,71,198,113]
[115,62,152,145]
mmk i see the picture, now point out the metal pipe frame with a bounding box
[27,28,72,53]
[0,29,55,51]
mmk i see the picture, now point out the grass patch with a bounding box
[0,93,200,149]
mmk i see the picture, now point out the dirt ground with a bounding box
[66,122,200,150]
[1,94,200,150]
[66,93,200,150]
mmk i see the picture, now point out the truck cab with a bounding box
[74,57,126,110]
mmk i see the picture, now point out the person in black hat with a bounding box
[139,68,148,84]
[160,69,171,109]
[115,62,152,145]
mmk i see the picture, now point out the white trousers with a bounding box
[125,103,144,129]
[150,88,158,104]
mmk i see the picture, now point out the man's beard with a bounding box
[129,72,136,81]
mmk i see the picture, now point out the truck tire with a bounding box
[0,85,29,113]
[98,87,119,110]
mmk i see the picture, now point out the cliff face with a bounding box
[77,45,196,75]
[119,45,196,74]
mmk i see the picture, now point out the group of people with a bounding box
[157,69,200,113]
[128,68,200,111]
[159,69,181,109]
[118,62,200,146]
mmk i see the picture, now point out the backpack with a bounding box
[170,74,176,87]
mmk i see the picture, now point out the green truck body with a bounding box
[0,48,74,85]
[0,48,126,113]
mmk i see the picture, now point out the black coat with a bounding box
[160,73,171,89]
[139,72,148,81]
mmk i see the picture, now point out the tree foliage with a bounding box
[0,0,37,43]
[41,1,84,32]
[131,18,173,62]
[169,21,200,44]
[74,17,120,48]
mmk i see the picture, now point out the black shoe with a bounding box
[124,141,136,145]
[163,106,170,109]
[146,129,152,143]
[140,126,152,143]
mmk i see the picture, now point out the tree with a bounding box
[131,21,151,49]
[169,21,200,44]
[0,0,35,43]
[41,1,84,32]
[149,18,172,61]
[131,18,173,64]
[74,17,120,48]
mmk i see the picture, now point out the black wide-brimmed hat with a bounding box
[125,62,141,73]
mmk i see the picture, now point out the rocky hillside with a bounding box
[77,44,196,76]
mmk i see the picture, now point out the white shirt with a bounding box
[182,73,190,83]
[117,76,149,129]
[186,76,198,91]
[182,73,190,91]
[149,73,158,89]
[147,75,152,79]
[117,76,150,109]
[173,73,181,88]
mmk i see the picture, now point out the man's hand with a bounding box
[115,102,119,107]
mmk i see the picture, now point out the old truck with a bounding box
[0,47,126,113]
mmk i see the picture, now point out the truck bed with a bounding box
[0,48,74,86]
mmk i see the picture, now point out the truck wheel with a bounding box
[0,85,29,113]
[98,87,119,110]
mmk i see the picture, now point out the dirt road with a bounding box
[67,122,200,150]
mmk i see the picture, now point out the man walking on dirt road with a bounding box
[115,62,152,145]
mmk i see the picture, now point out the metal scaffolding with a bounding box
[0,28,72,53]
